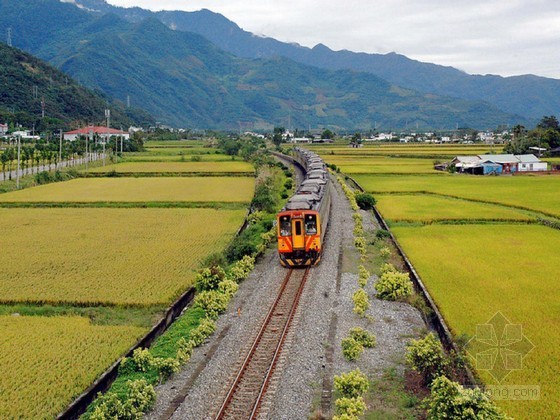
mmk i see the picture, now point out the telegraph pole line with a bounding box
[58,130,63,169]
[7,28,12,47]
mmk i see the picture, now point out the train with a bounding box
[277,148,331,266]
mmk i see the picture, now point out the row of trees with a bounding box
[505,115,560,154]
[0,134,144,180]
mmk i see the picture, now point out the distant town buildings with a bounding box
[0,123,8,135]
[63,126,130,141]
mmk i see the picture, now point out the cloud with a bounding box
[106,0,560,78]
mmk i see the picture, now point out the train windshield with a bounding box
[279,216,291,236]
[305,214,317,235]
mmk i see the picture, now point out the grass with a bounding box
[0,208,246,306]
[0,177,255,203]
[376,194,534,222]
[0,315,146,419]
[353,173,560,218]
[86,161,254,173]
[391,224,560,418]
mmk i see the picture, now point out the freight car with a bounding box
[277,148,331,266]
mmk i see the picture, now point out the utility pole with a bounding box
[7,28,12,47]
[105,109,110,164]
[58,130,63,169]
[87,129,92,173]
[41,97,45,118]
[16,135,21,189]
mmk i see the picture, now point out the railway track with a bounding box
[215,267,310,420]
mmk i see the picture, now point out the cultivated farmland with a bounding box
[0,315,145,419]
[0,177,255,203]
[0,208,246,306]
[375,194,533,222]
[392,224,560,418]
[87,161,254,174]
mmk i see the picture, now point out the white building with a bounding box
[64,126,130,142]
[517,154,548,172]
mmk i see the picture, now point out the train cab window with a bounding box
[305,214,317,235]
[280,216,291,236]
[295,220,302,235]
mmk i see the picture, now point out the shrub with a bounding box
[380,263,398,275]
[352,289,370,317]
[153,357,180,381]
[90,379,155,420]
[189,317,217,346]
[228,255,256,283]
[195,266,226,292]
[374,270,413,301]
[176,338,195,364]
[425,376,510,419]
[379,246,391,258]
[349,327,376,348]
[194,290,229,319]
[218,279,239,298]
[284,179,293,190]
[354,237,366,253]
[355,192,376,210]
[375,229,391,240]
[130,348,153,373]
[201,252,227,269]
[341,337,364,361]
[334,368,370,398]
[358,265,370,288]
[335,396,367,418]
[405,333,448,383]
[190,155,201,162]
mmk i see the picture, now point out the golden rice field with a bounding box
[391,224,560,419]
[87,161,254,173]
[0,177,255,203]
[310,143,503,157]
[125,154,236,162]
[0,208,246,306]
[324,156,440,174]
[0,315,145,419]
[376,194,533,222]
[353,173,560,218]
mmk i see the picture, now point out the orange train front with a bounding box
[277,149,331,266]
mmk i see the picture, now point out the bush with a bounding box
[153,357,180,381]
[284,179,293,190]
[194,291,229,319]
[374,270,413,301]
[90,379,155,420]
[130,348,153,372]
[355,192,376,210]
[190,155,201,162]
[425,376,510,419]
[405,333,448,383]
[358,265,370,288]
[176,338,195,364]
[334,368,370,398]
[341,337,363,361]
[375,229,391,240]
[379,246,391,258]
[201,252,228,269]
[34,171,52,185]
[380,263,398,275]
[195,266,226,292]
[352,288,370,317]
[189,317,217,346]
[228,255,256,283]
[335,396,367,418]
[349,327,376,348]
[218,279,239,298]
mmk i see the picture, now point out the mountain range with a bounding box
[1,0,551,130]
[0,40,153,130]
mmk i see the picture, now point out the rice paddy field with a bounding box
[311,142,560,418]
[392,224,560,418]
[375,194,534,222]
[0,177,255,203]
[0,208,245,306]
[0,141,255,417]
[0,315,146,419]
[87,161,255,174]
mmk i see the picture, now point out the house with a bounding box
[64,126,130,142]
[451,156,482,172]
[481,154,519,173]
[0,123,8,135]
[291,137,311,143]
[516,154,548,172]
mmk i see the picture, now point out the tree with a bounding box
[321,129,334,140]
[272,127,285,147]
[537,115,560,132]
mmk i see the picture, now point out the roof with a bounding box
[478,154,518,164]
[516,154,541,163]
[65,126,126,135]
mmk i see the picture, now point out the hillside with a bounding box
[0,0,531,129]
[0,41,154,130]
[85,2,560,121]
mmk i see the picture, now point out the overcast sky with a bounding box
[106,0,560,79]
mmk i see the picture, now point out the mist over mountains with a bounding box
[1,0,552,130]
